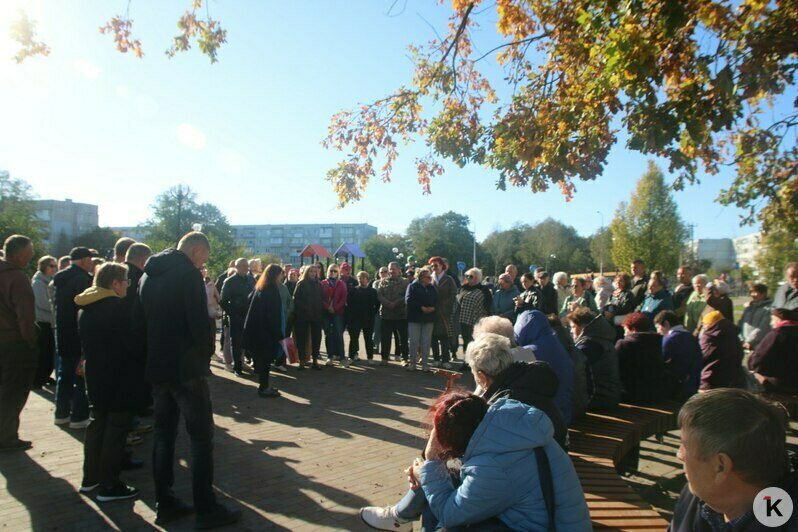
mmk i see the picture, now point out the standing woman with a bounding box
[243,264,284,398]
[405,267,438,372]
[428,257,456,368]
[454,268,492,356]
[32,255,57,387]
[202,267,224,368]
[292,265,324,370]
[321,264,348,367]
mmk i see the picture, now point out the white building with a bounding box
[34,199,98,249]
[732,233,761,268]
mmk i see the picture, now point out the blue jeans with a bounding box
[395,486,511,531]
[324,313,345,361]
[55,354,89,422]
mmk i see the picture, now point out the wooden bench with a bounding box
[569,401,681,531]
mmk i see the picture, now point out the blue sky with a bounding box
[0,0,781,241]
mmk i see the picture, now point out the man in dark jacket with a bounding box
[630,259,649,308]
[536,271,559,315]
[123,243,151,304]
[0,235,37,451]
[77,262,148,501]
[53,246,96,428]
[220,258,252,376]
[772,262,798,312]
[347,271,380,362]
[669,389,797,531]
[139,232,240,528]
[654,311,702,399]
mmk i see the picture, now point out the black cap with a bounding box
[69,247,98,260]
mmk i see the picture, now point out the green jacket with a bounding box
[684,291,706,332]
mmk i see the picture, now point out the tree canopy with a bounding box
[405,211,476,268]
[0,171,45,262]
[323,0,797,236]
[140,185,242,275]
[610,161,688,272]
[72,227,120,258]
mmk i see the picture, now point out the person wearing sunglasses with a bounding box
[32,255,58,387]
[321,265,348,367]
[454,268,492,356]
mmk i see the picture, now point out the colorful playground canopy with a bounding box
[334,243,366,259]
[299,244,331,258]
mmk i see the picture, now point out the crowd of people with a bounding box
[0,229,796,530]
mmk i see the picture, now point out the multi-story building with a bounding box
[732,233,761,269]
[688,232,763,271]
[232,223,378,264]
[108,226,151,243]
[34,199,99,249]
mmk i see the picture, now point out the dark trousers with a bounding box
[295,319,322,362]
[152,377,216,513]
[83,408,134,489]
[0,342,36,445]
[34,322,55,386]
[229,314,245,372]
[380,319,408,361]
[55,354,89,422]
[460,323,475,355]
[348,320,374,359]
[430,335,452,363]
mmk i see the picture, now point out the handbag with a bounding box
[280,337,299,364]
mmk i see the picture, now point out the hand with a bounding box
[424,428,444,461]
[405,458,423,490]
[753,372,767,385]
[514,298,523,308]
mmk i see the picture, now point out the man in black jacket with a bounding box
[536,270,559,316]
[53,247,96,428]
[220,258,252,376]
[139,232,240,529]
[670,389,797,531]
[123,243,151,304]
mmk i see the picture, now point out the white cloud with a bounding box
[73,59,99,80]
[176,123,207,150]
[217,148,249,175]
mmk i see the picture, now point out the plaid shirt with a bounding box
[700,504,754,532]
[457,288,487,326]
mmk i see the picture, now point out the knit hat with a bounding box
[702,310,724,328]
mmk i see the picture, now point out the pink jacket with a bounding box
[321,278,348,314]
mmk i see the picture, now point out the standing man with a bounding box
[671,265,694,320]
[536,270,558,315]
[639,271,673,322]
[377,262,409,364]
[220,258,252,376]
[124,243,152,303]
[53,247,96,428]
[113,237,136,264]
[505,264,523,293]
[0,235,38,451]
[32,255,57,387]
[738,283,772,352]
[139,232,240,528]
[772,262,798,312]
[630,259,649,308]
[248,258,262,284]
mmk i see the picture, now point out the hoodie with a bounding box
[138,249,211,384]
[76,286,149,411]
[484,361,567,449]
[669,452,798,532]
[52,264,92,358]
[738,298,773,349]
[31,271,53,324]
[514,310,574,425]
[0,259,37,347]
[419,399,591,531]
[575,315,622,410]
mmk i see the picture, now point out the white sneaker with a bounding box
[342,359,350,368]
[360,506,412,532]
[69,419,91,429]
[326,359,335,367]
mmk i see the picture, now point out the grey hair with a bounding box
[465,333,514,379]
[177,231,210,252]
[465,267,483,283]
[713,279,730,295]
[498,273,512,283]
[388,261,401,270]
[125,243,152,265]
[593,276,608,289]
[473,316,516,347]
[553,271,568,285]
[678,388,789,485]
[692,274,709,286]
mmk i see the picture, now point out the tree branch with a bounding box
[473,32,552,63]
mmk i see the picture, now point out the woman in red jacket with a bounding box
[321,264,348,367]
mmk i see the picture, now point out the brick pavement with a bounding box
[0,351,463,531]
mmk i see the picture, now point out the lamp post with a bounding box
[546,254,556,272]
[597,210,604,275]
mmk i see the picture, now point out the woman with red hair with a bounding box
[615,313,667,404]
[361,390,591,531]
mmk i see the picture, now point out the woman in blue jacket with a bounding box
[405,267,438,371]
[364,390,591,531]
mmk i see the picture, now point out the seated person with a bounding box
[653,310,702,399]
[547,313,589,420]
[473,315,535,363]
[565,308,622,410]
[747,308,798,394]
[615,313,666,405]
[360,334,572,530]
[514,310,574,425]
[363,390,591,531]
[670,388,797,530]
[698,311,745,391]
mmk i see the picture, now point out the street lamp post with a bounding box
[597,210,604,275]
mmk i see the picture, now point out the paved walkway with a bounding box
[0,353,458,531]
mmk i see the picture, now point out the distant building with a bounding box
[109,226,151,243]
[688,232,762,271]
[732,233,761,269]
[233,223,378,264]
[34,199,98,249]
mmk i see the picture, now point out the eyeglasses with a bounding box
[465,274,474,279]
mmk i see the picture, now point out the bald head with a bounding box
[235,258,249,276]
